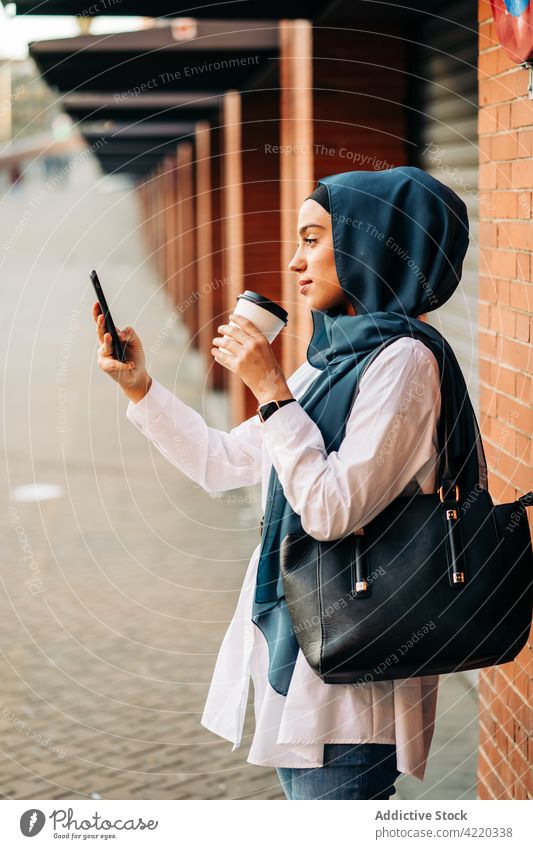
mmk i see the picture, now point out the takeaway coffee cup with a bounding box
[219,290,288,354]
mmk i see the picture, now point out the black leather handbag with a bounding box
[279,341,533,685]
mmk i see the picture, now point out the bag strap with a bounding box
[354,333,459,499]
[435,344,458,498]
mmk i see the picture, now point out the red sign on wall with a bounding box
[491,0,533,62]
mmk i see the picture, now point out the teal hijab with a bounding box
[252,166,487,695]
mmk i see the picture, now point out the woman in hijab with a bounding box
[95,166,485,800]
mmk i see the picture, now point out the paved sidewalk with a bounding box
[0,161,478,800]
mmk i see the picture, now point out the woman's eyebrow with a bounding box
[298,223,326,235]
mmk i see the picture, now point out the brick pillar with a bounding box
[136,179,148,257]
[279,19,315,377]
[153,163,164,283]
[163,153,178,308]
[221,91,245,422]
[195,121,226,390]
[157,162,167,285]
[477,0,533,801]
[145,172,157,268]
[176,142,197,346]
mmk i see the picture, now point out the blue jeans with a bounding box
[276,743,400,800]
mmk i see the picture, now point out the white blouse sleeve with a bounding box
[261,338,442,541]
[126,377,263,492]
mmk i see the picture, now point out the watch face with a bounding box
[259,399,295,422]
[259,401,275,421]
[258,400,278,422]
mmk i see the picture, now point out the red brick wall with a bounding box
[477,0,533,801]
[313,28,408,178]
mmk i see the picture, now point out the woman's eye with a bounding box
[304,237,317,245]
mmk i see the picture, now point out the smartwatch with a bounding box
[257,398,297,423]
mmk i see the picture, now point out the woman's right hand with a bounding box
[92,301,152,403]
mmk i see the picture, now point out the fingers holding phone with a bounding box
[96,323,133,378]
[91,287,151,403]
[94,307,144,379]
[92,301,105,345]
[92,303,120,357]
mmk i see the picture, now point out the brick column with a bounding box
[152,166,159,281]
[279,19,315,377]
[221,91,245,421]
[145,172,157,268]
[195,121,226,390]
[477,0,533,801]
[176,142,197,346]
[163,153,178,308]
[157,162,167,286]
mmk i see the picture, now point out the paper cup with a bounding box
[219,290,288,355]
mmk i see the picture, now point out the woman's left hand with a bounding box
[211,314,293,405]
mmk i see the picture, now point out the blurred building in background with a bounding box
[1,57,60,139]
[0,52,90,193]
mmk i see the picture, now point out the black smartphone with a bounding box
[90,269,127,362]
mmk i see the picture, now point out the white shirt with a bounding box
[127,337,442,780]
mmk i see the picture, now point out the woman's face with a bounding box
[289,198,356,315]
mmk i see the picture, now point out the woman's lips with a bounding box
[299,281,312,293]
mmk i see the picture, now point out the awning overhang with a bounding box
[27,20,278,176]
[8,1,326,19]
[60,91,222,126]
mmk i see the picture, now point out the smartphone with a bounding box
[90,269,127,362]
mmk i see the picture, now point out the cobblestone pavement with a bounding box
[0,162,477,800]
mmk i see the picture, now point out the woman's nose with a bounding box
[288,248,305,273]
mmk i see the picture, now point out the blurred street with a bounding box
[0,159,477,800]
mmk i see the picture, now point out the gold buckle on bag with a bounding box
[438,484,460,503]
